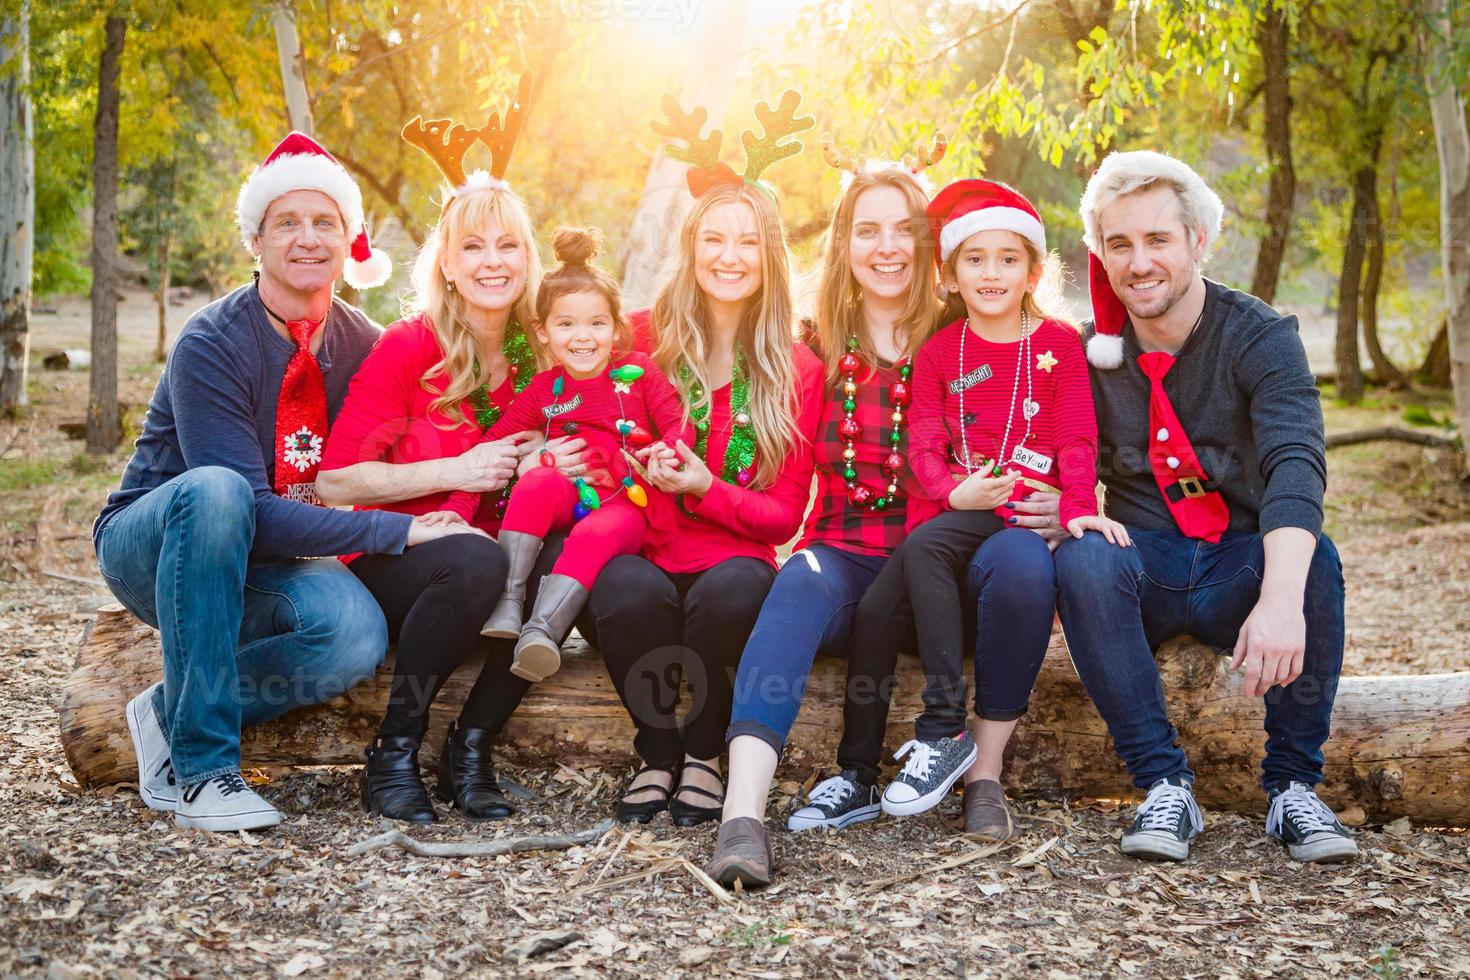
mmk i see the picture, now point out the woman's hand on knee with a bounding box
[406,514,490,547]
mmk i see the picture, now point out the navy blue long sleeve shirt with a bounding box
[95,284,413,558]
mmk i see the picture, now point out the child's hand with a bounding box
[644,440,714,496]
[948,468,1020,511]
[1066,514,1131,546]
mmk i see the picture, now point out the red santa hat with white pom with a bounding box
[1079,150,1223,369]
[235,132,392,289]
[925,178,1048,267]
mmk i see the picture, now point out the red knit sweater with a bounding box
[319,314,524,561]
[627,309,827,574]
[446,350,694,519]
[906,317,1098,531]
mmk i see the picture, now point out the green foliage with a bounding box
[1369,945,1402,980]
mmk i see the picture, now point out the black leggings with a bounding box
[350,534,508,738]
[589,555,776,767]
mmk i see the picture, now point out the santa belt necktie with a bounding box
[1136,351,1229,542]
[271,312,328,505]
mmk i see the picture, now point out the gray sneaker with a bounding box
[175,772,282,833]
[125,683,177,811]
[1120,776,1203,861]
[1266,782,1359,863]
[788,771,881,831]
[880,733,978,817]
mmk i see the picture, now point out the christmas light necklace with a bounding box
[538,362,652,519]
[957,310,1033,476]
[838,339,912,510]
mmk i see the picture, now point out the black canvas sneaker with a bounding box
[1120,775,1204,861]
[1266,782,1359,863]
[787,771,881,831]
[880,732,978,817]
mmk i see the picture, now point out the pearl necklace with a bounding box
[958,310,1032,476]
[838,341,912,510]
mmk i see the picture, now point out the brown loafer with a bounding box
[963,779,1014,840]
[705,816,774,890]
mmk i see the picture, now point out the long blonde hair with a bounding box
[650,182,800,490]
[815,168,943,381]
[410,188,545,428]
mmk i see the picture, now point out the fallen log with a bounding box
[1325,426,1459,449]
[60,604,1470,825]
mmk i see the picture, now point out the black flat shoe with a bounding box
[669,760,725,828]
[361,735,437,823]
[436,722,514,821]
[615,765,676,824]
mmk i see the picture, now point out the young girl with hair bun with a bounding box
[449,227,694,684]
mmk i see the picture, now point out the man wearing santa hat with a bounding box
[93,133,484,832]
[1056,150,1357,865]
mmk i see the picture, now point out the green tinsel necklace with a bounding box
[467,328,536,430]
[682,353,757,487]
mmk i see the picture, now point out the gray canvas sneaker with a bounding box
[880,732,978,817]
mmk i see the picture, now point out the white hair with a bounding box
[1079,150,1223,258]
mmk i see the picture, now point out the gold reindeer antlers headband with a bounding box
[821,131,949,192]
[651,89,816,197]
[402,72,534,196]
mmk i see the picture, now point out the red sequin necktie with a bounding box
[1136,351,1230,542]
[273,317,328,505]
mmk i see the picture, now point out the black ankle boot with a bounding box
[361,735,437,823]
[436,722,514,821]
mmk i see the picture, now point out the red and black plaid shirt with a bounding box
[794,358,913,557]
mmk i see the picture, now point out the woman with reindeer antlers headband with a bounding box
[318,74,585,824]
[706,133,951,889]
[584,91,827,830]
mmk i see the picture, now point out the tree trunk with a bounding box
[155,232,170,362]
[1423,0,1470,470]
[59,605,1470,826]
[1419,319,1451,387]
[272,0,313,134]
[1360,178,1403,386]
[619,0,748,307]
[86,14,125,453]
[1333,162,1373,404]
[1250,1,1295,305]
[0,3,34,413]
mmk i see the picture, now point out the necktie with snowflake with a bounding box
[274,317,328,505]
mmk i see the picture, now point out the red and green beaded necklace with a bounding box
[681,352,757,487]
[837,339,912,510]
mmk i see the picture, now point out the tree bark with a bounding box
[1250,1,1295,305]
[1419,319,1451,387]
[1360,176,1403,386]
[1423,0,1470,471]
[60,605,1470,826]
[272,0,313,134]
[155,233,170,362]
[86,14,125,453]
[620,0,748,306]
[0,3,34,413]
[1334,160,1373,404]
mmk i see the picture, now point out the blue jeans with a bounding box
[1055,528,1344,791]
[727,544,889,755]
[94,466,387,784]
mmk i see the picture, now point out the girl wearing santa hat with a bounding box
[706,142,947,889]
[855,179,1128,836]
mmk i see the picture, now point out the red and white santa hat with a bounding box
[235,132,392,289]
[926,178,1046,267]
[1079,150,1223,369]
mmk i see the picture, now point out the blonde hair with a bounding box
[1079,150,1223,259]
[940,233,1074,329]
[814,168,943,381]
[650,182,801,490]
[410,188,544,428]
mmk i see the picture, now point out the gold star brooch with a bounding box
[1036,350,1058,373]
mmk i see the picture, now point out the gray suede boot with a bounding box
[481,530,543,639]
[510,573,588,681]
